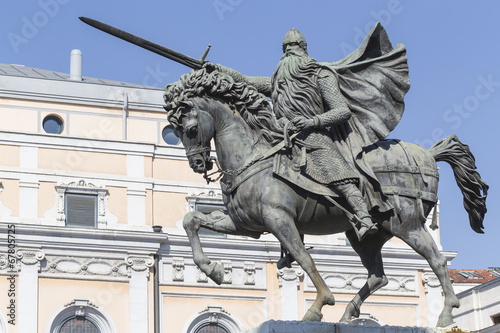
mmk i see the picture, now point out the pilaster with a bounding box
[423,272,443,327]
[17,248,45,333]
[126,255,153,332]
[277,268,303,320]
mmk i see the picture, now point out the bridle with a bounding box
[182,110,220,184]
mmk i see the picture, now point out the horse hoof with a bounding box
[324,294,335,306]
[208,262,225,285]
[302,306,323,322]
[339,302,359,324]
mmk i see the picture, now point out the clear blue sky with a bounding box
[2,1,499,269]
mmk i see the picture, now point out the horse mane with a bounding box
[164,68,283,144]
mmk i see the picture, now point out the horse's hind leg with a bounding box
[340,229,391,323]
[395,215,459,327]
[263,210,335,321]
[183,210,258,285]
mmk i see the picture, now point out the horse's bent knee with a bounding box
[183,212,198,230]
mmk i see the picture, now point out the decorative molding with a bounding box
[126,255,154,272]
[64,298,99,317]
[304,272,417,296]
[186,190,224,212]
[46,298,118,333]
[16,248,45,266]
[183,305,244,333]
[172,257,185,282]
[198,305,230,325]
[197,268,208,283]
[161,259,266,289]
[278,268,303,287]
[244,261,256,285]
[222,261,232,284]
[42,256,128,279]
[0,182,13,219]
[423,272,442,292]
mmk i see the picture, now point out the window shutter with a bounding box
[66,194,97,228]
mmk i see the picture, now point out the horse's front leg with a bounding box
[183,210,256,285]
[263,209,335,321]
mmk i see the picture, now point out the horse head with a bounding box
[164,68,282,175]
[168,101,215,174]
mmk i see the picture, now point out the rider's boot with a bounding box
[336,183,378,242]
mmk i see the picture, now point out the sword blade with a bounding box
[79,16,203,69]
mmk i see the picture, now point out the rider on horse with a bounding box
[205,23,410,241]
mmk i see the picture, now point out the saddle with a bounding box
[221,139,439,226]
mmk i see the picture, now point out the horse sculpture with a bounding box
[163,68,488,327]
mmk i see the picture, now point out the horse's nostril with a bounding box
[189,158,204,170]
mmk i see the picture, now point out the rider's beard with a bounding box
[272,49,323,120]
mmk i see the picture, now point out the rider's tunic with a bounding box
[271,60,359,185]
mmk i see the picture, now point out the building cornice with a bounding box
[0,222,167,256]
[162,233,453,270]
[0,75,165,112]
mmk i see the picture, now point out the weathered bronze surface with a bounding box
[162,23,488,327]
[79,17,207,69]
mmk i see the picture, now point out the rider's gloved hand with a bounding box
[202,61,219,73]
[291,116,315,130]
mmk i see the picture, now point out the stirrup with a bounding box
[353,215,378,242]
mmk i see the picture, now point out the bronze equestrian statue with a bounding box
[81,17,489,327]
[163,24,487,326]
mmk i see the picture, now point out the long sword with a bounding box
[79,16,210,69]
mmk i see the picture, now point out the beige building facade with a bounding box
[0,58,456,332]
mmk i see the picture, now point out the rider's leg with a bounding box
[335,182,378,241]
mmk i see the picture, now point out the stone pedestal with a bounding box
[245,320,463,333]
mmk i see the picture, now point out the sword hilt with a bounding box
[200,45,211,62]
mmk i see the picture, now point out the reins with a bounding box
[203,128,301,184]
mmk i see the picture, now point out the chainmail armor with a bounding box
[298,129,359,185]
[316,69,351,128]
[292,68,359,185]
[217,62,360,185]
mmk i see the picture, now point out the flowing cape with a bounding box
[320,21,410,151]
[318,22,410,214]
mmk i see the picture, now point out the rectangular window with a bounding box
[65,193,97,228]
[195,203,227,239]
[458,271,484,279]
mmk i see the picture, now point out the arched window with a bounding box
[59,316,100,333]
[183,306,243,333]
[45,299,116,333]
[195,322,230,333]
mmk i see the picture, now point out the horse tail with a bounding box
[429,134,488,233]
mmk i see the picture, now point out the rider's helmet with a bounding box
[282,28,308,54]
